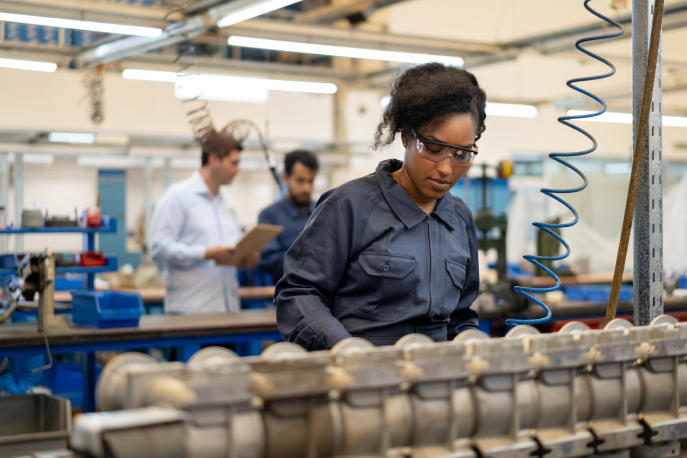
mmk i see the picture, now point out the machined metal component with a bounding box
[74,318,687,458]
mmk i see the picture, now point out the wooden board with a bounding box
[53,286,275,304]
[0,309,278,348]
[513,273,634,288]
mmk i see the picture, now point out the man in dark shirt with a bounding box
[258,150,318,282]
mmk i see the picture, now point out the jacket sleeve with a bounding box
[274,190,354,351]
[148,191,207,269]
[447,211,480,340]
[258,208,287,282]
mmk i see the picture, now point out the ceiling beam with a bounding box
[215,18,499,54]
[291,0,408,24]
[0,0,180,27]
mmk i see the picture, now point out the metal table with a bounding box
[0,310,280,412]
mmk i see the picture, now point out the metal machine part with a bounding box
[71,318,687,458]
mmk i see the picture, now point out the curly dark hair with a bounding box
[373,63,487,150]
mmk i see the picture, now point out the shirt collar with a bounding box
[282,197,316,218]
[190,170,220,200]
[375,159,456,231]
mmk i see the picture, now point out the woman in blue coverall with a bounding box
[275,62,486,351]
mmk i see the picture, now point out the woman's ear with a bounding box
[401,127,409,148]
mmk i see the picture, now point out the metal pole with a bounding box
[144,157,153,247]
[0,153,8,252]
[633,0,663,326]
[163,157,173,189]
[14,153,23,253]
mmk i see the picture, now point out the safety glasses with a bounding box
[411,127,478,168]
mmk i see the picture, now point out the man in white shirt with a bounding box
[149,124,259,314]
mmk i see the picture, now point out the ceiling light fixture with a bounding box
[49,133,95,144]
[228,36,465,66]
[0,12,162,37]
[217,0,303,28]
[122,69,338,100]
[486,102,538,118]
[568,110,687,127]
[0,57,56,72]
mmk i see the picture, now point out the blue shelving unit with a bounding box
[0,216,118,289]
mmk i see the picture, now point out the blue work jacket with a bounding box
[258,198,316,282]
[275,159,479,350]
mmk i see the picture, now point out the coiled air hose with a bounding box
[509,0,625,326]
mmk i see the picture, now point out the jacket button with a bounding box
[382,263,390,272]
[461,276,465,284]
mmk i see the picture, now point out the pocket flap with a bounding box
[446,260,467,288]
[359,252,415,279]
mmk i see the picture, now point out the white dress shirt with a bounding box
[149,171,242,314]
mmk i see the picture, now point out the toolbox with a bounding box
[71,291,144,329]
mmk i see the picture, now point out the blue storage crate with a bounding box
[55,278,83,291]
[71,291,143,328]
[43,360,102,409]
[586,287,607,302]
[618,286,634,302]
[565,286,586,301]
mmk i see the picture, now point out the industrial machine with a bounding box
[0,250,66,332]
[38,315,687,458]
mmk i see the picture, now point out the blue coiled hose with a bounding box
[508,0,625,326]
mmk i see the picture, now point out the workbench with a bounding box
[0,310,280,412]
[481,295,687,335]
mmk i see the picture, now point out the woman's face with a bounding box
[401,114,476,201]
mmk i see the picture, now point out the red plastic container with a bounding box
[80,252,105,267]
[86,207,101,228]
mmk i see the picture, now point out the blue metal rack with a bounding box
[0,216,118,289]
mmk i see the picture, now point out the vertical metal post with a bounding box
[0,153,9,252]
[633,0,663,325]
[144,157,153,247]
[163,157,173,189]
[13,153,23,253]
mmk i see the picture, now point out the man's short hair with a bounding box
[198,121,248,166]
[284,150,319,176]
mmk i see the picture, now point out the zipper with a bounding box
[426,213,432,317]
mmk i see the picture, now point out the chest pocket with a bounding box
[357,252,416,322]
[440,260,467,319]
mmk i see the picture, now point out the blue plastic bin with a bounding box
[71,291,144,328]
[565,286,586,301]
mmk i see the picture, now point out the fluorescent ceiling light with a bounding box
[604,163,631,175]
[568,110,687,127]
[228,36,465,66]
[122,69,337,98]
[175,75,269,103]
[486,102,538,118]
[0,57,56,72]
[0,12,162,37]
[23,154,54,166]
[77,156,140,169]
[567,110,632,124]
[49,132,95,144]
[218,0,303,28]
